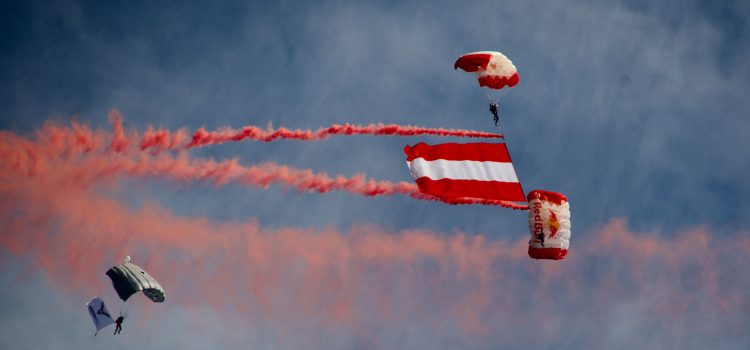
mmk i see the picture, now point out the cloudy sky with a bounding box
[1,0,748,349]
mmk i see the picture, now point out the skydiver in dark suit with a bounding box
[114,315,124,334]
[489,103,499,126]
[536,231,546,247]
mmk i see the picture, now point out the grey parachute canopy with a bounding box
[106,257,165,303]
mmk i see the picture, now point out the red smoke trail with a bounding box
[109,110,129,152]
[2,117,749,347]
[3,117,525,210]
[1,170,748,346]
[140,122,503,152]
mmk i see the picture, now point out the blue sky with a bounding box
[1,0,749,349]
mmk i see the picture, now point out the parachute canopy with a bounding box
[106,260,165,303]
[454,51,519,90]
[86,297,114,335]
[527,190,571,260]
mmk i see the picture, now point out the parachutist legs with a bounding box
[489,103,500,126]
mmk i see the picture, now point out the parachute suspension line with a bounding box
[485,88,499,105]
[485,88,501,128]
[126,297,135,317]
[119,301,126,317]
[119,297,135,318]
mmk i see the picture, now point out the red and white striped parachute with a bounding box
[527,190,571,260]
[455,51,519,125]
[454,51,519,91]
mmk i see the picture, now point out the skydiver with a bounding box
[489,102,499,126]
[536,231,546,247]
[114,315,124,335]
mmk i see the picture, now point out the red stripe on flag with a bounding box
[414,178,526,202]
[404,142,512,162]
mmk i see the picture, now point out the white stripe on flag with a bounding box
[407,159,519,183]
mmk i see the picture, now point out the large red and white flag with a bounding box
[404,142,525,202]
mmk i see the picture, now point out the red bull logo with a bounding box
[547,211,560,238]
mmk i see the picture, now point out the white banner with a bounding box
[86,297,114,335]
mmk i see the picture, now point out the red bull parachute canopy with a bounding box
[454,51,520,126]
[454,51,519,91]
[527,190,571,260]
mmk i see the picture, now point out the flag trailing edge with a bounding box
[404,142,526,202]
